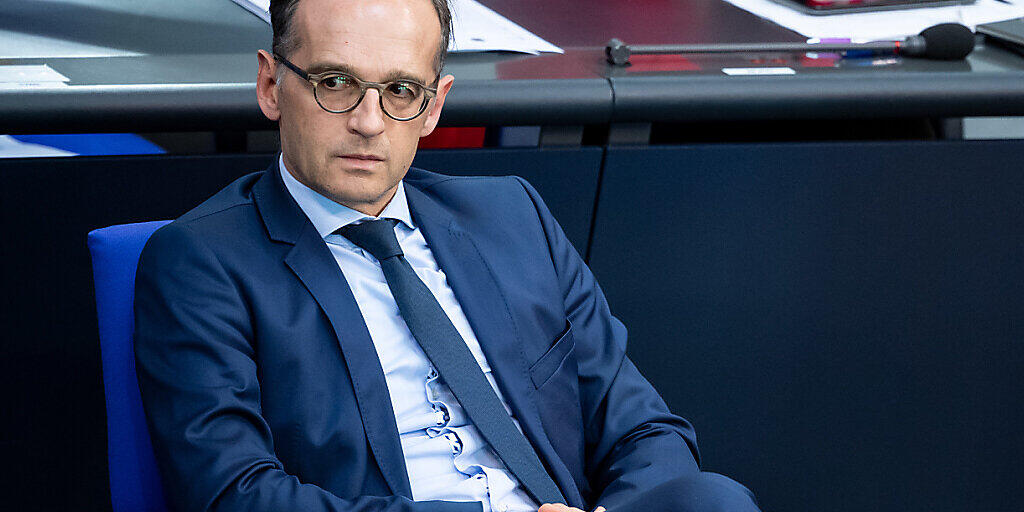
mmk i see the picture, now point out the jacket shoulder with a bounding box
[140,171,265,266]
[176,171,263,225]
[404,167,536,210]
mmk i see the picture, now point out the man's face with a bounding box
[257,0,453,216]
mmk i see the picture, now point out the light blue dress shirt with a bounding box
[279,156,538,512]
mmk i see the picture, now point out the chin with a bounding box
[326,182,394,211]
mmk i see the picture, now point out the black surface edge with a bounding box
[608,71,1024,122]
[0,78,614,133]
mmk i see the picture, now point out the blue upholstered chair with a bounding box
[88,221,172,512]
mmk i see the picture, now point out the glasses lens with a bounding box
[314,74,362,112]
[381,81,427,119]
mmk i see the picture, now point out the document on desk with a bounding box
[722,0,1024,39]
[0,65,70,90]
[229,0,562,54]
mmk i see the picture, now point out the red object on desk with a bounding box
[627,54,701,72]
[418,127,486,149]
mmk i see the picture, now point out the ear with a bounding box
[256,49,282,122]
[419,74,454,138]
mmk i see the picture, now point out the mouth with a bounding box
[338,153,385,162]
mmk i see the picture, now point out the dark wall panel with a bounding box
[0,154,271,512]
[587,141,1024,512]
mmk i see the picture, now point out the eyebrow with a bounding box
[305,61,431,84]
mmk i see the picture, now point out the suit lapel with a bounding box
[254,164,413,498]
[405,184,584,506]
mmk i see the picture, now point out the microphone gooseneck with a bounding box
[605,24,976,65]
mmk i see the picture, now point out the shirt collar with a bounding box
[279,153,415,239]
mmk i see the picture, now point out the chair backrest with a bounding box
[88,221,172,512]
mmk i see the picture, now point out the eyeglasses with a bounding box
[274,53,438,121]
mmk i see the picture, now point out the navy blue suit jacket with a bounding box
[134,162,702,512]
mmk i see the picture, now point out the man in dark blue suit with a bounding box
[134,0,760,511]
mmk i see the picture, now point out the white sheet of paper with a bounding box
[448,0,562,54]
[0,65,70,84]
[229,0,562,54]
[0,83,70,91]
[723,0,1024,40]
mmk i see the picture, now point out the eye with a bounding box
[386,81,420,99]
[320,74,355,91]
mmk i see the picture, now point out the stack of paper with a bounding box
[723,0,1024,40]
[229,0,562,54]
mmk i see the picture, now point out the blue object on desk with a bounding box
[12,134,164,156]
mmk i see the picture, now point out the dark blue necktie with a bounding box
[336,219,565,506]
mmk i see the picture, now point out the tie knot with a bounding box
[335,219,403,261]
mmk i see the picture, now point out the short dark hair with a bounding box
[270,0,453,73]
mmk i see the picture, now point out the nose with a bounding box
[346,88,387,138]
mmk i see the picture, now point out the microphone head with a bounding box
[918,23,975,60]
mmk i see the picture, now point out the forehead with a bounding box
[292,0,441,81]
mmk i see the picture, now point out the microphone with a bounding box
[605,23,975,65]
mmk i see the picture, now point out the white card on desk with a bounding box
[722,67,797,75]
[0,65,70,84]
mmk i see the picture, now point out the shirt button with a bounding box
[444,432,463,455]
[432,403,450,425]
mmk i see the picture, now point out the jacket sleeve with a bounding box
[134,222,480,512]
[512,177,703,511]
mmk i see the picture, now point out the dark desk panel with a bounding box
[606,44,1024,122]
[588,141,1024,512]
[0,70,611,133]
[0,0,269,133]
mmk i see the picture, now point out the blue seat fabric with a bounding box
[88,220,171,512]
